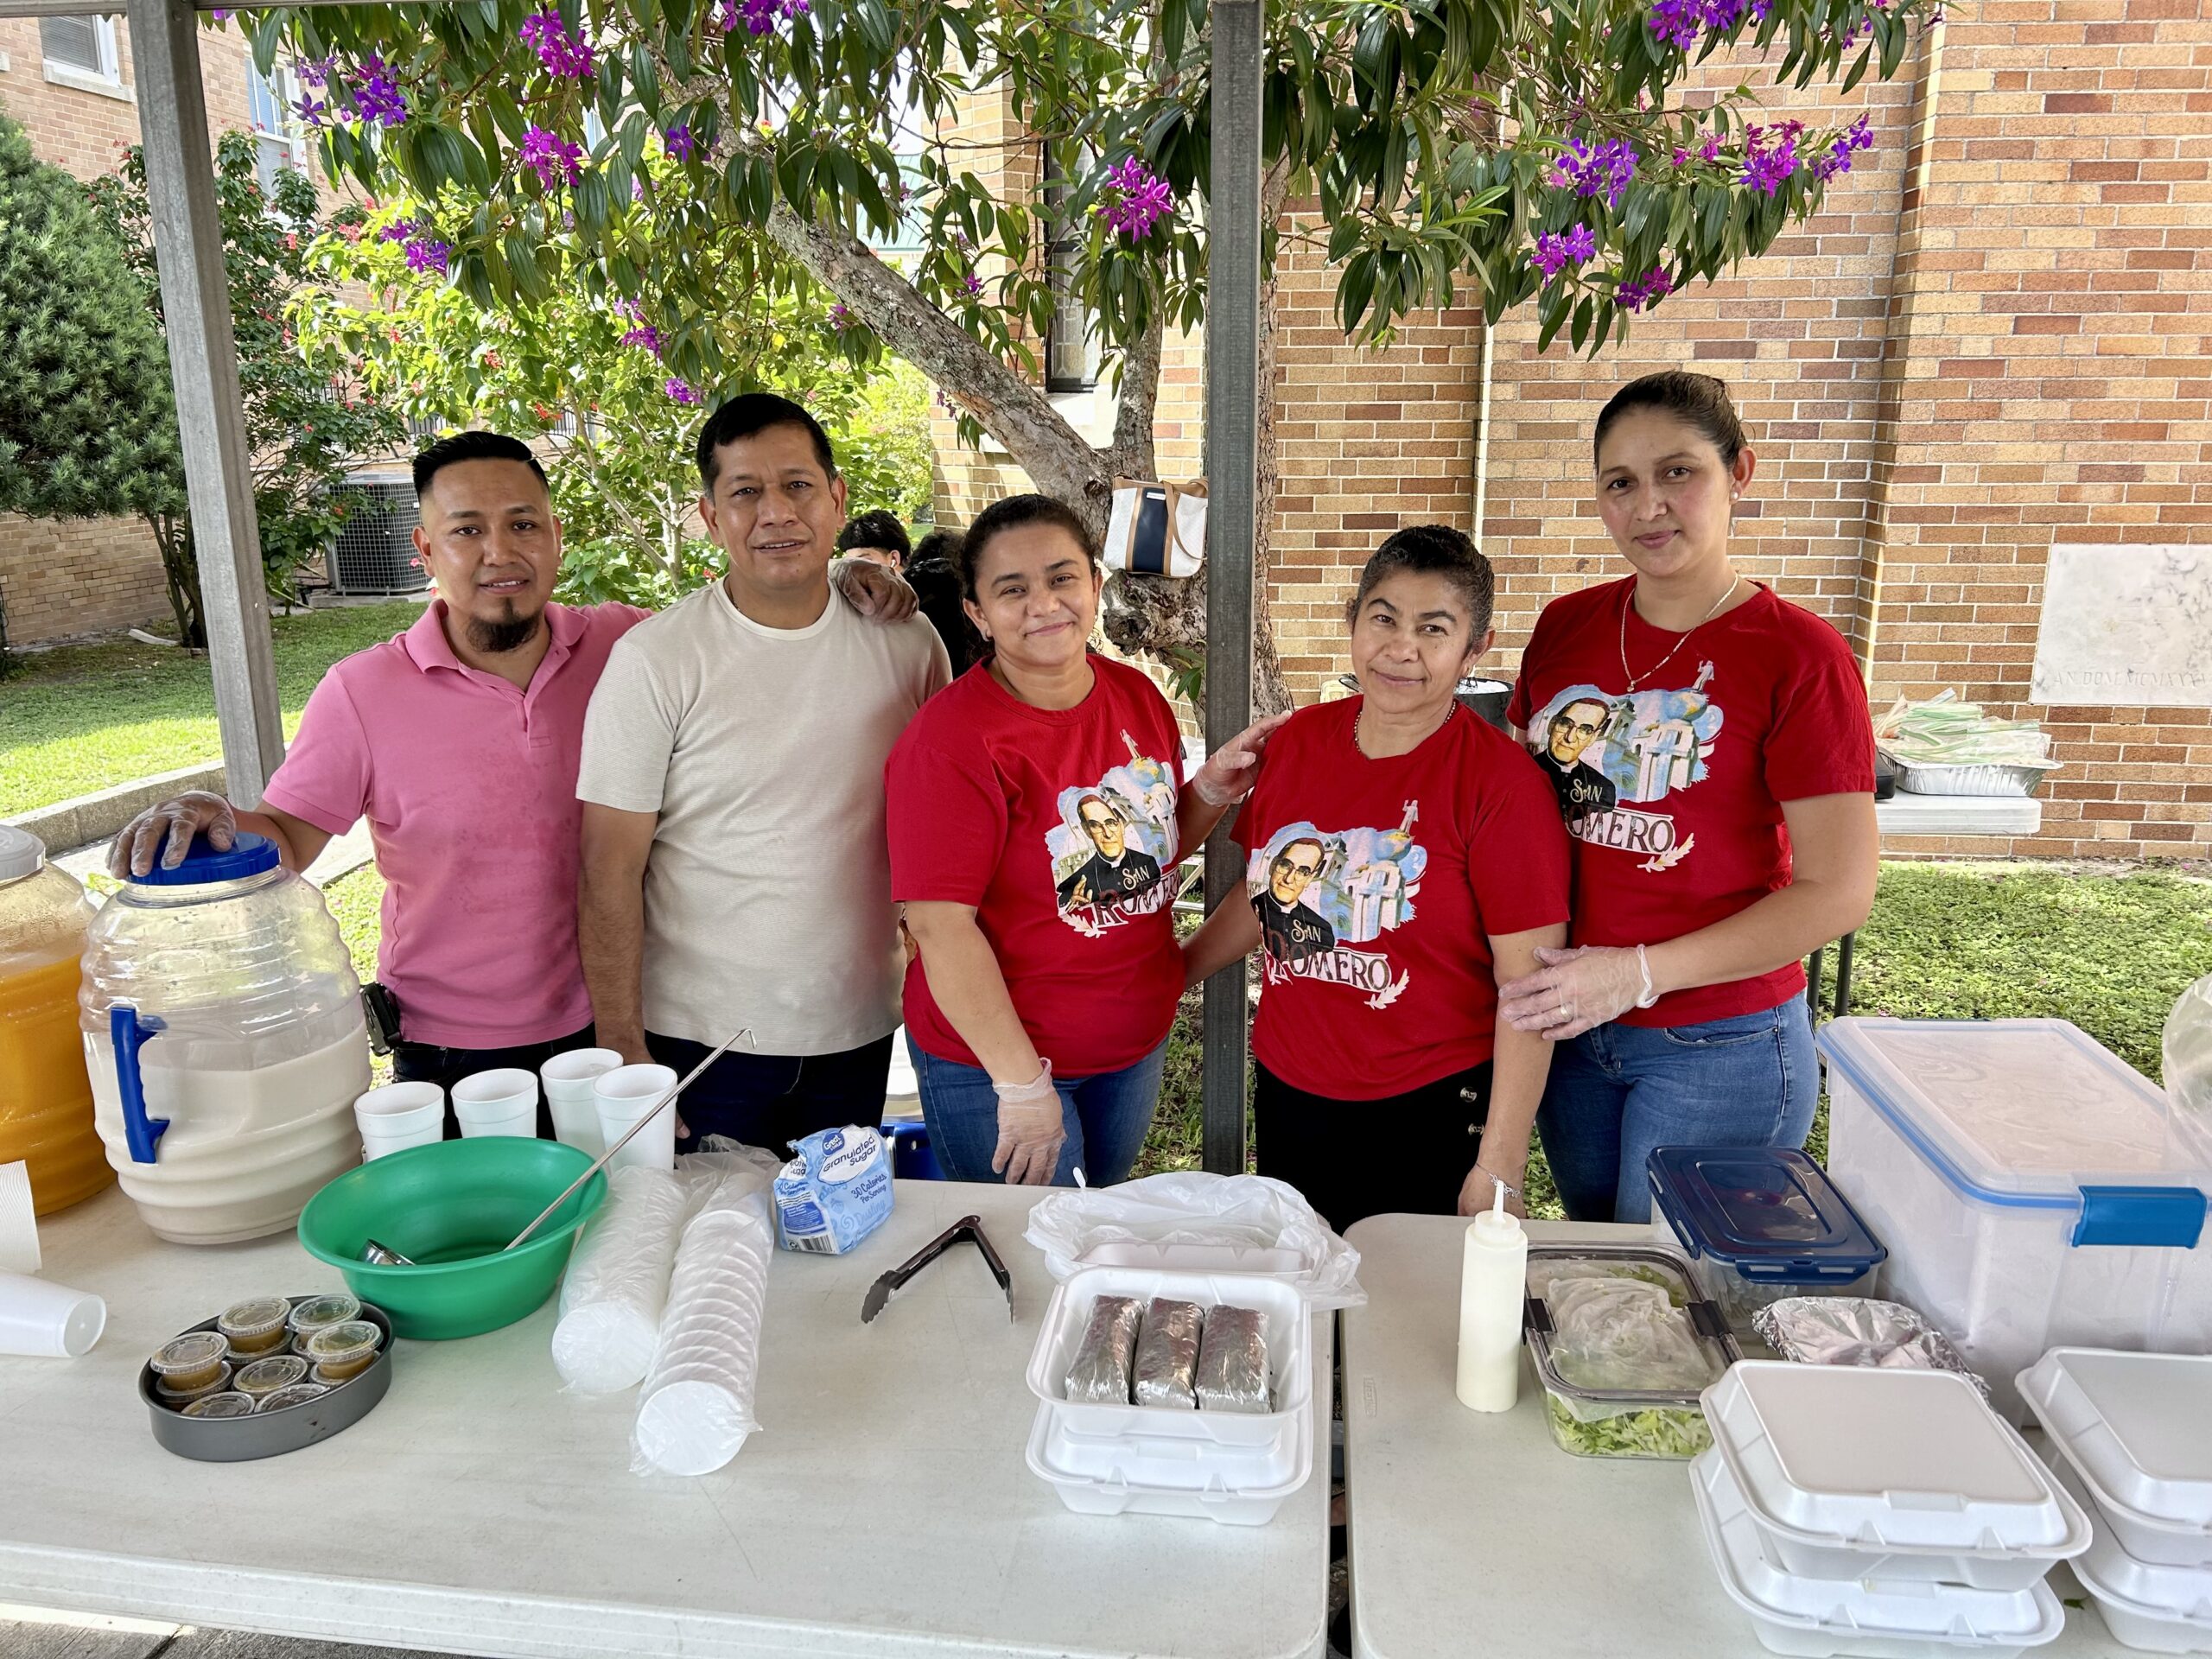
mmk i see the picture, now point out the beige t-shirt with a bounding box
[576,580,951,1054]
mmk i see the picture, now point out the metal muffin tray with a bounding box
[138,1298,393,1462]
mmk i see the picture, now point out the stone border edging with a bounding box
[4,760,226,853]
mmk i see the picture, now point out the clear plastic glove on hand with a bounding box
[1192,710,1294,807]
[991,1062,1067,1185]
[1497,944,1649,1041]
[831,556,918,623]
[109,791,238,879]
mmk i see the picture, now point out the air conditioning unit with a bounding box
[328,473,429,596]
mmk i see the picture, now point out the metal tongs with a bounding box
[861,1214,1013,1325]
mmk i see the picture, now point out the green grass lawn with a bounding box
[0,601,425,817]
[320,858,2212,1217]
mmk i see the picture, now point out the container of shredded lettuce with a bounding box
[1523,1244,1741,1462]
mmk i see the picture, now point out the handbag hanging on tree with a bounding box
[1103,478,1207,579]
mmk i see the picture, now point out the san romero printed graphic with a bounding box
[1246,804,1427,1009]
[1526,663,1725,870]
[1046,733,1179,935]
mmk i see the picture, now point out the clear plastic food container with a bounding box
[1523,1244,1739,1460]
[1646,1147,1885,1336]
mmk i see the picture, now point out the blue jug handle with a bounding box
[111,1005,170,1164]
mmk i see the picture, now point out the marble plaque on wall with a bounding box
[2031,543,2212,708]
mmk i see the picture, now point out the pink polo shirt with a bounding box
[262,599,649,1048]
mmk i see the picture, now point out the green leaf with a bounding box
[1571,293,1593,352]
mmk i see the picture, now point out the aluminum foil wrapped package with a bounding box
[631,1157,777,1476]
[551,1165,700,1394]
[1194,1303,1270,1414]
[1064,1294,1141,1405]
[1133,1297,1203,1408]
[1752,1295,1990,1398]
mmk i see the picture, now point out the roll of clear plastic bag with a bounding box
[551,1165,700,1394]
[631,1155,778,1477]
[2164,970,2212,1123]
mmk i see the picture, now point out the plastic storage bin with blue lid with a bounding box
[1816,1017,2212,1425]
[1646,1146,1886,1335]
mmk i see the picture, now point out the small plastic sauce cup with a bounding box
[304,1320,382,1382]
[234,1355,309,1399]
[182,1391,258,1419]
[150,1332,231,1394]
[218,1296,295,1357]
[257,1382,330,1413]
[156,1361,233,1406]
[286,1292,361,1339]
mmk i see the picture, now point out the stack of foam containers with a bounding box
[1692,1361,2088,1657]
[1021,1256,1314,1526]
[2020,1349,2212,1654]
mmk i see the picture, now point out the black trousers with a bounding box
[647,1030,896,1156]
[391,1022,599,1141]
[1254,1058,1494,1235]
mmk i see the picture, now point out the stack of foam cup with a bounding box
[540,1048,624,1156]
[354,1081,445,1160]
[594,1063,679,1173]
[452,1068,539,1139]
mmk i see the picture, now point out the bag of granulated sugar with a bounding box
[772,1125,894,1255]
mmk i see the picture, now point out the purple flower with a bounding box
[664,124,695,162]
[404,238,451,276]
[293,92,328,129]
[829,302,855,328]
[1700,130,1723,162]
[665,378,701,404]
[1671,146,1689,167]
[1099,154,1176,238]
[618,301,663,353]
[717,0,806,31]
[211,9,230,19]
[1552,138,1641,210]
[518,10,595,79]
[961,270,984,298]
[1647,0,1755,48]
[350,54,408,128]
[1813,114,1876,183]
[518,125,585,190]
[1616,265,1675,312]
[1529,222,1598,282]
[296,58,334,89]
[1739,122,1802,195]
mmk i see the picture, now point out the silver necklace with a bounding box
[1618,575,1741,692]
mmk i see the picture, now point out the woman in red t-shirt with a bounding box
[1500,372,1878,1223]
[886,495,1284,1186]
[1182,525,1573,1233]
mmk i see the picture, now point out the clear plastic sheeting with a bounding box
[2164,972,2212,1135]
[630,1147,780,1478]
[551,1166,698,1394]
[1753,1296,1988,1397]
[1023,1173,1365,1307]
[1546,1275,1719,1396]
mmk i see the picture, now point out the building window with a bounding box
[1042,146,1101,393]
[246,63,309,198]
[41,16,123,92]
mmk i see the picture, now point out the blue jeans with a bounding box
[1535,999,1819,1224]
[908,1037,1169,1188]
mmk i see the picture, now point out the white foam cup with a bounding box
[353,1081,445,1160]
[540,1048,623,1156]
[594,1064,678,1173]
[452,1069,539,1139]
[0,1268,105,1357]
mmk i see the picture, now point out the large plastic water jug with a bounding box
[0,824,111,1215]
[80,831,368,1243]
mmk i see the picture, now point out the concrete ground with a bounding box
[0,1605,455,1659]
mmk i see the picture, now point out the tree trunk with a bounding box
[150,513,207,649]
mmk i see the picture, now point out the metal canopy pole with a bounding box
[1199,0,1264,1175]
[124,0,286,805]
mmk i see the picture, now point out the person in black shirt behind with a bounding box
[906,527,988,677]
[1535,697,1619,825]
[836,509,911,570]
[1055,793,1164,914]
[1254,836,1336,965]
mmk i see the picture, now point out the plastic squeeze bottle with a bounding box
[1455,1178,1528,1412]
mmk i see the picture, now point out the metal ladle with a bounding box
[358,1027,753,1266]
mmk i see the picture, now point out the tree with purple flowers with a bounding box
[253,0,1936,699]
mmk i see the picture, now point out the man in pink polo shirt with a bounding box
[111,431,908,1133]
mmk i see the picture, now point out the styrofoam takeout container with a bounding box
[1024,1402,1313,1526]
[1041,1392,1306,1491]
[2019,1349,2212,1569]
[1701,1362,2089,1590]
[1693,1446,2066,1659]
[2044,1455,2212,1654]
[1026,1264,1310,1447]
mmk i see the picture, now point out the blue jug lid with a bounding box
[1646,1145,1886,1281]
[130,830,281,887]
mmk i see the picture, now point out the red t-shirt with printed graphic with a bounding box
[1234,698,1572,1101]
[1506,578,1877,1027]
[887,655,1186,1076]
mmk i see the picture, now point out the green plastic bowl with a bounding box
[296,1138,606,1339]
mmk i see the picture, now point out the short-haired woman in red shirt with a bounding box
[886,495,1284,1186]
[1500,372,1878,1223]
[1182,525,1573,1234]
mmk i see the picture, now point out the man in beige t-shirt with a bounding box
[577,393,950,1150]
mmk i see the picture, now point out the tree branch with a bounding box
[1104,307,1164,482]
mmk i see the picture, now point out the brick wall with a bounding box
[0,17,288,646]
